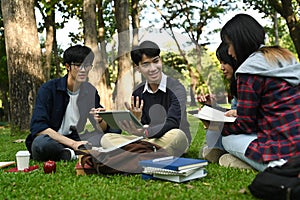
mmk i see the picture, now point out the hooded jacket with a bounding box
[236,52,300,86]
[223,51,300,163]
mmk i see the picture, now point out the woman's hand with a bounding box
[224,109,237,117]
[197,93,216,106]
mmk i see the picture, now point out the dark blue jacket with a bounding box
[26,75,119,150]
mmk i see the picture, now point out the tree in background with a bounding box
[0,5,9,122]
[243,0,300,60]
[1,0,44,131]
[114,0,132,109]
[149,0,235,105]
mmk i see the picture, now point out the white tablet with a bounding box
[97,110,143,129]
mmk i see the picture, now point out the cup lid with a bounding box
[16,150,30,156]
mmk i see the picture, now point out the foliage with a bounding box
[161,51,189,86]
[243,0,300,59]
[150,0,236,46]
[0,114,258,200]
[264,16,297,53]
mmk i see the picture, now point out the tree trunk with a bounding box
[114,0,133,110]
[44,11,55,80]
[83,0,113,109]
[1,0,44,132]
[97,0,113,109]
[131,0,142,87]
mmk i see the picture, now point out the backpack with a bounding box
[248,155,300,200]
[78,140,170,175]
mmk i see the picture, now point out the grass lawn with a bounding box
[0,113,258,200]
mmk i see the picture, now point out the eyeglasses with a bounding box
[139,56,161,68]
[70,62,93,71]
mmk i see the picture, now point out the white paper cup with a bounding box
[16,150,30,171]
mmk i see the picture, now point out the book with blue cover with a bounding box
[139,156,208,171]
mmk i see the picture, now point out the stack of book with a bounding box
[139,156,208,183]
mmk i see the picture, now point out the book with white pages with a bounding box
[149,168,207,183]
[142,166,204,176]
[92,136,144,153]
[192,105,236,122]
[0,161,15,169]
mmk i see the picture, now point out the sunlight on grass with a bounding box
[0,115,257,199]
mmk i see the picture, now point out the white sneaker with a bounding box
[200,146,226,163]
[60,148,77,161]
[219,153,253,170]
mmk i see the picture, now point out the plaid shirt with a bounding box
[223,74,300,163]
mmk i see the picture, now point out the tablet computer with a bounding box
[97,110,143,129]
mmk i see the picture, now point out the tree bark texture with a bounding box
[83,0,113,109]
[114,0,133,110]
[131,0,142,88]
[1,0,43,131]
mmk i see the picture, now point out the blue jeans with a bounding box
[31,131,103,161]
[31,134,69,161]
[222,134,269,171]
[206,129,224,150]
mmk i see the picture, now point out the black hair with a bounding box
[63,45,94,66]
[216,42,236,68]
[216,42,237,97]
[220,13,265,67]
[130,40,160,66]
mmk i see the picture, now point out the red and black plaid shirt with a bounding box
[223,74,300,163]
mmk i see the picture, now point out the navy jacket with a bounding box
[26,75,119,150]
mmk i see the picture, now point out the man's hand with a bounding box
[124,96,144,121]
[90,107,107,130]
[90,107,106,123]
[118,120,146,136]
[72,140,89,150]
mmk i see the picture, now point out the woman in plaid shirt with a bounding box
[219,14,300,171]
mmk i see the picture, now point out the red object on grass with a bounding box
[5,165,39,173]
[43,160,56,174]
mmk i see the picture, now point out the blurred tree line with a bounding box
[0,0,299,133]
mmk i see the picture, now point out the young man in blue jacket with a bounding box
[101,41,191,156]
[26,45,119,161]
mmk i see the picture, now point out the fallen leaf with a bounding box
[13,139,25,143]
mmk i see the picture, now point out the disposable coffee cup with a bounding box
[16,150,30,171]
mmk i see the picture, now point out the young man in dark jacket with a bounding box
[26,45,119,161]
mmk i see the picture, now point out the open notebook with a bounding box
[92,136,144,153]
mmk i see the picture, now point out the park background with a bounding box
[0,0,299,132]
[0,0,299,199]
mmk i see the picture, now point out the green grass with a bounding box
[0,114,258,200]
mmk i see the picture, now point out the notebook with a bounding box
[139,156,208,171]
[142,168,207,183]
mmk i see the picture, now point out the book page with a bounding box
[92,136,144,153]
[193,105,236,122]
[0,161,15,169]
